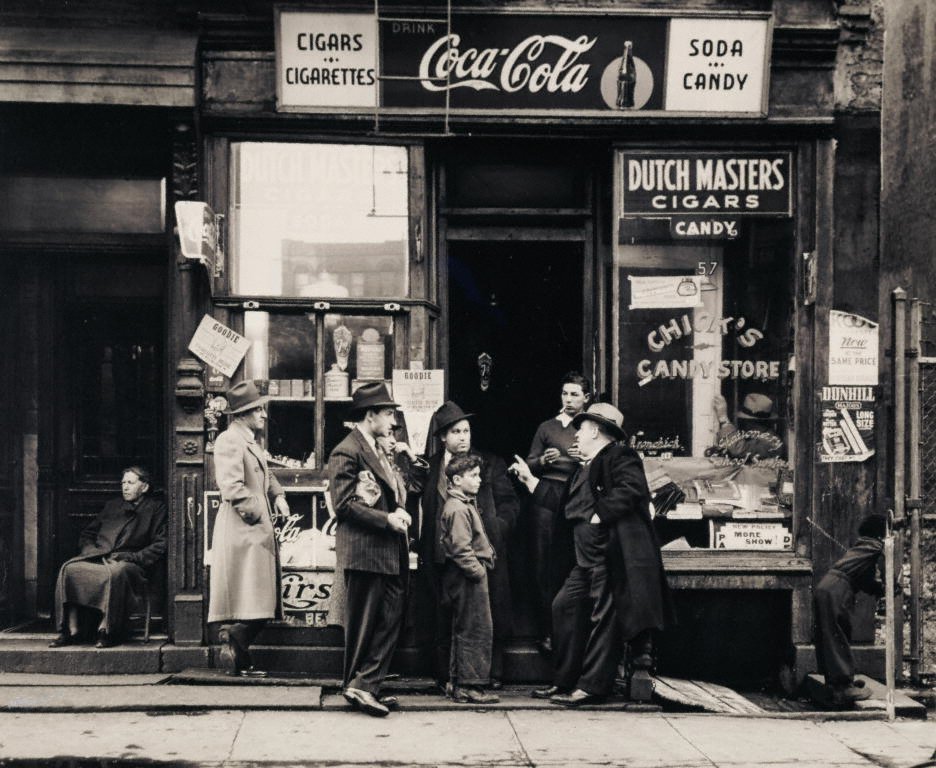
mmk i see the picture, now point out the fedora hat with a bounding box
[737,393,777,421]
[348,382,399,419]
[225,380,268,415]
[571,402,627,440]
[432,401,474,435]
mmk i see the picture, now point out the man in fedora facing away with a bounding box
[511,403,673,706]
[711,392,785,461]
[419,401,519,691]
[209,380,290,676]
[328,382,411,718]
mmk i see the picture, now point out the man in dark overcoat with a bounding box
[418,401,519,689]
[511,403,674,706]
[50,466,167,648]
[327,382,411,718]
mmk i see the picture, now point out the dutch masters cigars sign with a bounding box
[276,12,770,114]
[620,151,793,216]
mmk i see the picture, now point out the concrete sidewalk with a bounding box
[0,709,933,766]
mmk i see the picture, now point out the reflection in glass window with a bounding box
[614,222,796,549]
[230,143,409,297]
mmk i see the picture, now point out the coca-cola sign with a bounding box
[380,15,667,111]
[275,11,770,115]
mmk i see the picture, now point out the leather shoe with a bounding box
[378,695,400,711]
[48,632,74,648]
[344,687,390,717]
[550,688,605,707]
[95,630,117,649]
[452,686,499,704]
[490,678,503,691]
[238,666,269,679]
[531,685,566,700]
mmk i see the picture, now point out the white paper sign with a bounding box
[188,315,251,378]
[828,310,879,386]
[712,521,792,551]
[664,18,769,113]
[628,275,704,309]
[392,369,445,456]
[277,11,377,109]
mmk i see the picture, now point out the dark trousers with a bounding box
[343,569,406,694]
[528,488,559,639]
[430,562,504,684]
[814,571,856,687]
[443,562,493,686]
[551,562,622,696]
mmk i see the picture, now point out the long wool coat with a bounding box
[54,495,167,634]
[208,421,284,623]
[537,441,676,640]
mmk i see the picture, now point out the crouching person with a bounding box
[441,454,499,705]
[814,513,888,708]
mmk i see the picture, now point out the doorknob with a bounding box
[478,352,492,392]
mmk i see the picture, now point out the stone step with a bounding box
[0,635,553,681]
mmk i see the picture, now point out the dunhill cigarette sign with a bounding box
[620,151,793,216]
[276,11,770,115]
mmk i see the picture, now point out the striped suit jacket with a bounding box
[327,428,408,575]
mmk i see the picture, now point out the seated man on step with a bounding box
[50,466,167,648]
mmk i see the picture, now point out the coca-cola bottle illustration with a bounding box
[616,40,636,109]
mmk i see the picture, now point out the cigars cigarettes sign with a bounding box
[276,10,770,115]
[619,151,793,217]
[817,386,876,463]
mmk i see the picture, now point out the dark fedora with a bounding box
[432,401,474,435]
[225,380,268,415]
[348,382,399,419]
[571,402,627,440]
[737,393,777,421]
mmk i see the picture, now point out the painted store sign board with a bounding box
[276,10,770,115]
[619,151,793,217]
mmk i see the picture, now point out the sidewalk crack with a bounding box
[505,711,535,767]
[223,710,247,765]
[662,716,719,767]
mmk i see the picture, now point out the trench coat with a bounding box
[419,449,519,637]
[208,420,284,623]
[54,495,167,634]
[536,442,675,640]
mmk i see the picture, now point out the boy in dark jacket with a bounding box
[814,514,887,707]
[439,453,499,705]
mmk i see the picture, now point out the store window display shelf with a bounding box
[662,551,811,591]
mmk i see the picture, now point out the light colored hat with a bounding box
[571,402,627,439]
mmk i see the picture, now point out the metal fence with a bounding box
[922,308,936,520]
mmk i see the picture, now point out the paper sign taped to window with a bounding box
[628,275,704,309]
[711,521,792,550]
[188,315,251,378]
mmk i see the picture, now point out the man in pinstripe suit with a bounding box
[327,382,411,718]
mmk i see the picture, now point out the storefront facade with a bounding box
[0,1,888,688]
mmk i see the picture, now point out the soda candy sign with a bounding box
[619,151,793,216]
[664,18,770,113]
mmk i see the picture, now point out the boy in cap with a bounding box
[814,513,888,708]
[439,453,499,704]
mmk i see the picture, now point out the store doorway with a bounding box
[447,241,585,461]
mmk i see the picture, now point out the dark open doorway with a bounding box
[447,241,584,461]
